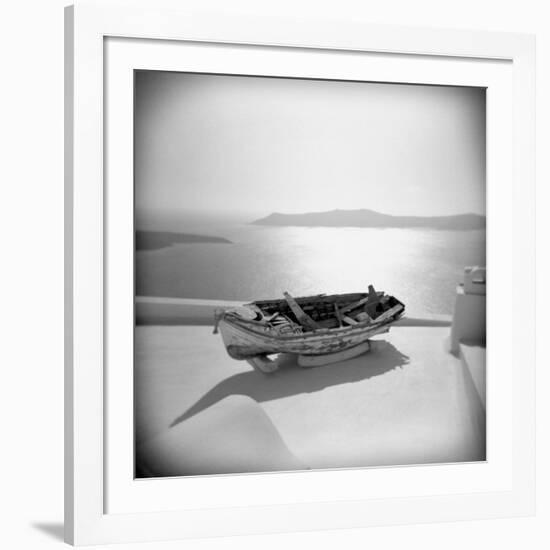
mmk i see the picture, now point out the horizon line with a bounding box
[136,206,486,218]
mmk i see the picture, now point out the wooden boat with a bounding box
[214,285,405,373]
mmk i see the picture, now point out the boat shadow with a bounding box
[170,340,410,427]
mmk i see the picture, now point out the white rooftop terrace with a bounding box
[135,298,486,477]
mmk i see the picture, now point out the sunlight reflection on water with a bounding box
[136,224,485,316]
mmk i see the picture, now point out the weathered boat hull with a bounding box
[218,315,392,360]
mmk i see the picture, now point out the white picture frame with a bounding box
[65,1,535,545]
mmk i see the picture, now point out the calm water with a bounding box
[135,216,485,316]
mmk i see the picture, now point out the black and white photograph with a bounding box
[2,0,544,546]
[133,71,487,478]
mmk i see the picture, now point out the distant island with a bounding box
[252,209,486,230]
[136,230,232,251]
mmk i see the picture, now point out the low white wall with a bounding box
[449,286,486,353]
[459,343,486,410]
[136,297,241,325]
[135,296,451,327]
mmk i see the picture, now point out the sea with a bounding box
[135,211,486,316]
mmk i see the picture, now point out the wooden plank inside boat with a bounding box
[283,291,320,331]
[334,303,343,327]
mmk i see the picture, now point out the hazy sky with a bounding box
[135,71,486,217]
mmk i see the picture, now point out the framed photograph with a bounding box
[65,1,535,545]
